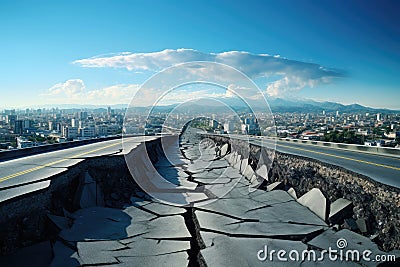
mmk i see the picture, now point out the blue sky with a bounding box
[0,0,399,109]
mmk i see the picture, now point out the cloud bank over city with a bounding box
[73,49,344,98]
[41,80,139,105]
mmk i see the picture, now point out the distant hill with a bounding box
[266,98,399,114]
[23,98,399,114]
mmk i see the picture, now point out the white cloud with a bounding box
[46,79,85,98]
[86,84,139,103]
[73,49,344,97]
[160,89,227,105]
[41,79,139,105]
[266,76,322,96]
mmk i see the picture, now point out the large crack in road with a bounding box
[27,126,397,266]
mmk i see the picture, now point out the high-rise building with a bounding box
[96,125,109,136]
[79,111,88,120]
[80,126,95,138]
[209,119,218,128]
[224,121,234,133]
[62,126,79,139]
[6,114,17,126]
[48,121,54,131]
[14,120,23,134]
[23,119,32,130]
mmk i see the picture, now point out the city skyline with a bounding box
[1,0,400,109]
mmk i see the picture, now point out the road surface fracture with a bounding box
[33,128,397,266]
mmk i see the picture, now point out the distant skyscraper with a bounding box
[224,121,234,133]
[23,119,32,130]
[62,126,79,139]
[14,120,23,135]
[376,113,381,121]
[79,111,88,120]
[209,119,218,128]
[7,115,17,128]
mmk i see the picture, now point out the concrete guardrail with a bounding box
[0,135,131,162]
[203,134,400,158]
[272,136,400,157]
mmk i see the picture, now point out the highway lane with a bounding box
[247,137,400,188]
[1,132,399,203]
[0,136,159,202]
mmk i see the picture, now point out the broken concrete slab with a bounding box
[156,166,189,179]
[242,165,255,181]
[343,218,359,231]
[130,196,152,207]
[267,181,284,191]
[196,210,324,238]
[115,251,189,267]
[287,187,297,199]
[308,229,394,267]
[233,156,242,170]
[297,188,330,222]
[248,188,295,204]
[356,218,368,234]
[229,151,238,163]
[138,202,186,216]
[0,241,53,267]
[187,159,230,174]
[149,191,209,206]
[59,207,133,242]
[220,143,229,157]
[240,158,249,173]
[329,198,353,225]
[76,240,125,265]
[224,152,234,164]
[203,180,243,200]
[47,214,71,231]
[194,176,233,185]
[117,238,190,256]
[196,197,268,219]
[255,164,269,180]
[79,176,97,209]
[50,241,80,267]
[246,201,327,227]
[200,233,309,267]
[122,206,157,222]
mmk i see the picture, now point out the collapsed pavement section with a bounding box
[0,127,399,266]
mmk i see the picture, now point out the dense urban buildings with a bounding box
[1,106,399,150]
[0,107,124,149]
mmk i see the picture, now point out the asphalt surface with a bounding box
[0,136,158,202]
[247,136,400,188]
[1,134,399,203]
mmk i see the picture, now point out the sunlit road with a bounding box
[227,135,400,188]
[0,136,158,202]
[233,135,400,188]
[1,134,399,203]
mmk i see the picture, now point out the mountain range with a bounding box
[25,98,398,114]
